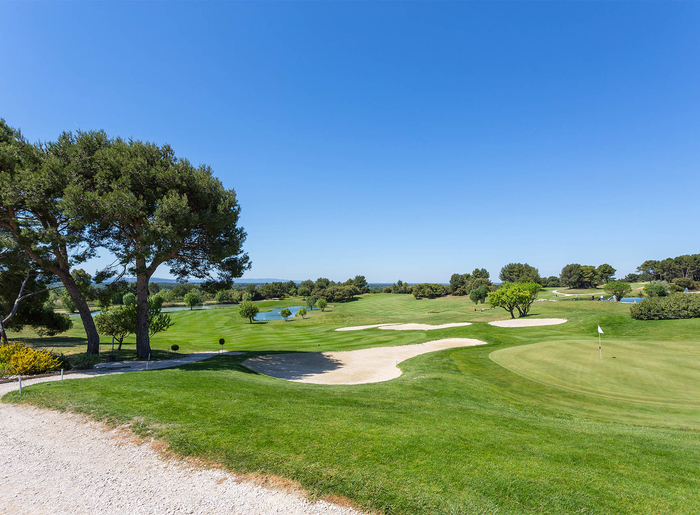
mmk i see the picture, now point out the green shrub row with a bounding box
[630,293,700,320]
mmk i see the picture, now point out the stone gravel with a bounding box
[0,355,366,515]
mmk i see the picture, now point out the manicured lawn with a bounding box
[5,293,700,514]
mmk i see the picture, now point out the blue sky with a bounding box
[2,2,699,283]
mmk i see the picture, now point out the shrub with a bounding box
[52,353,72,371]
[644,281,669,298]
[630,293,700,320]
[69,353,100,370]
[0,362,11,378]
[673,277,696,290]
[0,342,61,376]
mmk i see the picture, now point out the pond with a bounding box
[71,305,214,318]
[620,297,645,303]
[255,306,304,321]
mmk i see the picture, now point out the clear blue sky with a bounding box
[2,2,699,283]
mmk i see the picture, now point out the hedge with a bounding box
[630,293,700,320]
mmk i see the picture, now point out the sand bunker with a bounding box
[336,322,471,332]
[335,323,402,332]
[242,338,487,385]
[379,322,472,331]
[488,318,567,328]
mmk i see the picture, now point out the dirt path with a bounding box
[0,353,365,515]
[243,338,487,385]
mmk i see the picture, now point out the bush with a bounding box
[0,342,61,376]
[171,344,180,352]
[644,281,669,298]
[53,353,72,371]
[69,353,100,370]
[630,293,700,320]
[0,362,11,378]
[673,277,696,290]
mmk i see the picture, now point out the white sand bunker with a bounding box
[489,318,567,328]
[242,338,487,385]
[335,323,402,332]
[336,322,471,332]
[379,322,472,331]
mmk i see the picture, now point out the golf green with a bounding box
[490,338,700,406]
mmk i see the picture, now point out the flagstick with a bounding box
[599,331,602,359]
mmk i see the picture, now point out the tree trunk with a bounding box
[57,270,101,355]
[0,318,7,344]
[135,260,151,359]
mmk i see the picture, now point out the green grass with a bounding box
[5,293,700,514]
[491,338,700,407]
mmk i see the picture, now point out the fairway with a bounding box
[6,293,700,514]
[490,339,700,407]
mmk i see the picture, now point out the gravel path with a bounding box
[0,353,365,515]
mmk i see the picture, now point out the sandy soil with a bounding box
[243,338,487,385]
[488,318,567,328]
[0,353,364,515]
[336,322,471,332]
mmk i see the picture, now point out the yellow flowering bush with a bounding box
[0,342,61,376]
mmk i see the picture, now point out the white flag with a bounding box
[597,325,604,334]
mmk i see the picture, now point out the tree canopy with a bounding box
[499,263,541,284]
[238,300,259,323]
[63,134,250,358]
[488,282,540,318]
[604,281,632,301]
[0,121,106,353]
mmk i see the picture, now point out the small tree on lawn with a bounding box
[95,306,135,350]
[95,296,171,350]
[239,300,259,323]
[306,296,317,311]
[184,291,202,310]
[317,298,327,311]
[280,308,292,321]
[122,293,137,306]
[604,281,632,301]
[296,307,307,319]
[469,286,489,305]
[489,282,540,318]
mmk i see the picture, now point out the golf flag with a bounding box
[598,325,604,334]
[597,325,603,359]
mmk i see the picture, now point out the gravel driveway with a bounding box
[0,353,365,515]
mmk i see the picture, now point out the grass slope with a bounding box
[5,293,700,514]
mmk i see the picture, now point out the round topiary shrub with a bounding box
[171,344,179,352]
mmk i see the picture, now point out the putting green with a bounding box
[490,339,700,407]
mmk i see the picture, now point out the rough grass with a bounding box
[5,293,700,514]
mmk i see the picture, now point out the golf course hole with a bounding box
[242,338,487,385]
